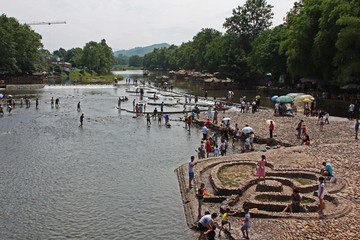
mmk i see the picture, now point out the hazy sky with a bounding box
[1,0,296,52]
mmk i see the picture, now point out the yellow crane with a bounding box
[26,21,66,25]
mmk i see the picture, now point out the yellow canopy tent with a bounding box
[294,94,315,113]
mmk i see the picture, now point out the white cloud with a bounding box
[0,0,295,51]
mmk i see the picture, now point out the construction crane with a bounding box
[26,21,66,26]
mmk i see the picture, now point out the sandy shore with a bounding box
[178,107,360,239]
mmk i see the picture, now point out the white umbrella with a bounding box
[266,119,275,125]
[8,95,13,98]
[242,126,253,133]
[0,94,3,98]
[223,117,231,121]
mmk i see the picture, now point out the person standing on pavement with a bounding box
[355,118,359,139]
[269,121,274,138]
[188,156,197,189]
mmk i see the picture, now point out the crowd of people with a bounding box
[189,151,335,239]
[183,91,359,239]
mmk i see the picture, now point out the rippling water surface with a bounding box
[0,85,202,239]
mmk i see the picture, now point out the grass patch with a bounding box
[295,178,314,185]
[67,69,123,84]
[301,198,315,204]
[255,195,287,203]
[255,195,315,204]
[218,164,255,187]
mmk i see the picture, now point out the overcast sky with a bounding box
[1,0,296,52]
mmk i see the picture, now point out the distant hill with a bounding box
[114,43,170,57]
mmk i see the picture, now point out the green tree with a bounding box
[280,0,323,80]
[205,33,250,83]
[65,47,83,66]
[313,0,347,82]
[223,0,274,38]
[129,55,143,67]
[334,12,360,85]
[192,28,222,71]
[81,39,115,74]
[115,54,129,66]
[0,14,42,73]
[248,25,287,81]
[53,48,67,59]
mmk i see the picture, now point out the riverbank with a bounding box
[177,107,360,239]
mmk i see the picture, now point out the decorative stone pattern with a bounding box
[255,180,283,192]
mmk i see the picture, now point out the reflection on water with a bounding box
[0,85,203,239]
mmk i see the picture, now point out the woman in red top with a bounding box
[205,138,212,158]
[301,124,306,137]
[269,121,274,138]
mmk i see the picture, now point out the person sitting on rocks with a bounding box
[282,188,302,213]
[320,162,333,177]
[301,133,310,145]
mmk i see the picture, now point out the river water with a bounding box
[0,83,209,239]
[0,70,283,239]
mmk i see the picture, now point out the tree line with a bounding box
[141,0,360,88]
[47,39,115,74]
[1,0,359,88]
[0,14,115,75]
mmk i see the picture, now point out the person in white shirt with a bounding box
[202,126,208,140]
[188,156,197,189]
[318,176,325,213]
[198,213,218,240]
[274,103,279,115]
[349,103,355,119]
[241,101,246,113]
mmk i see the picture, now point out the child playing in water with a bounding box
[218,208,237,236]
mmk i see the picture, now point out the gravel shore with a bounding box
[191,108,360,239]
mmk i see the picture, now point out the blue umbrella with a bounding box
[271,95,278,102]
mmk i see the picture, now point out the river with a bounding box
[0,70,349,239]
[0,77,243,239]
